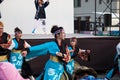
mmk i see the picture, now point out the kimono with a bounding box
[0,32,11,62]
[26,41,67,80]
[65,46,79,75]
[105,53,118,80]
[9,38,30,70]
[105,43,120,79]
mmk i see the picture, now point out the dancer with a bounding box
[0,21,12,62]
[104,42,120,80]
[65,37,91,78]
[9,27,35,80]
[22,25,71,80]
[32,0,49,34]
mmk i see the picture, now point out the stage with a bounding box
[11,33,120,39]
[15,33,120,77]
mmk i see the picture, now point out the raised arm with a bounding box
[34,0,39,10]
[44,0,49,8]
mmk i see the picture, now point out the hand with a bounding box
[62,54,71,63]
[0,44,6,49]
[78,49,90,61]
[86,50,91,54]
[22,51,27,57]
[56,52,63,57]
[79,53,88,61]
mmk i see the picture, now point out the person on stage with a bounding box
[32,0,49,34]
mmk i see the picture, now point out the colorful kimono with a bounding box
[105,43,120,79]
[65,46,75,75]
[105,53,118,80]
[65,46,80,75]
[9,38,30,70]
[26,41,66,80]
[0,32,11,62]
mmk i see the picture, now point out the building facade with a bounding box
[74,0,120,33]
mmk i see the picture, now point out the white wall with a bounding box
[0,0,74,34]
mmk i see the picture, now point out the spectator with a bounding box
[0,62,29,80]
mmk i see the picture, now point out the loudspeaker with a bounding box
[104,14,111,27]
[80,21,86,31]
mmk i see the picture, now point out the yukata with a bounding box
[9,38,30,70]
[26,41,67,80]
[0,62,29,80]
[65,46,79,75]
[105,43,120,79]
[0,32,11,62]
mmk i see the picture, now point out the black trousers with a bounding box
[21,57,33,78]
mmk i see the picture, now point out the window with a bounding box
[85,0,88,2]
[74,0,81,7]
[106,0,109,3]
[99,0,102,4]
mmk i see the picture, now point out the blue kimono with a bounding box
[105,53,119,80]
[10,38,25,69]
[65,46,75,75]
[26,41,65,80]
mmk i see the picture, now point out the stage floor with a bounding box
[11,33,119,39]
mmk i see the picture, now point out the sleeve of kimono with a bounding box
[26,42,53,59]
[2,34,12,49]
[70,47,79,58]
[24,41,31,48]
[8,40,15,50]
[116,42,120,55]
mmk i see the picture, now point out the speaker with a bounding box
[104,14,111,27]
[80,21,86,31]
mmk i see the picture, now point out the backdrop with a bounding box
[0,0,74,34]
